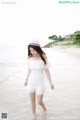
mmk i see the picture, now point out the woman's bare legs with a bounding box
[29,93,36,120]
[37,94,46,111]
[37,95,47,119]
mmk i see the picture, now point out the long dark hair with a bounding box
[28,45,46,64]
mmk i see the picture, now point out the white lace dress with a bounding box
[26,59,49,94]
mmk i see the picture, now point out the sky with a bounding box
[0,0,80,46]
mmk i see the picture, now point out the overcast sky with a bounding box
[0,0,80,46]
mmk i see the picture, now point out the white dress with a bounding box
[27,59,49,95]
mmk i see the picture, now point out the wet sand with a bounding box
[0,47,80,120]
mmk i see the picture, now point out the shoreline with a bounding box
[52,45,80,59]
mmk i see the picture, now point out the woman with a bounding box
[24,40,54,120]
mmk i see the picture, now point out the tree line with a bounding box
[48,30,80,45]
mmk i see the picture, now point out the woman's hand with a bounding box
[50,84,54,90]
[24,80,28,86]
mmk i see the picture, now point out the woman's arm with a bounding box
[24,69,31,86]
[45,69,54,89]
[26,69,31,81]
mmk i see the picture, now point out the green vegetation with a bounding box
[48,35,65,42]
[44,42,55,48]
[73,31,80,44]
[58,35,65,41]
[46,30,80,48]
[49,35,58,41]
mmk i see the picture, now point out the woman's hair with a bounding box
[28,45,46,64]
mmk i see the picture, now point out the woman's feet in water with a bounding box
[32,114,36,120]
[43,108,47,120]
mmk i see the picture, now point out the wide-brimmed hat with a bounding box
[28,40,40,46]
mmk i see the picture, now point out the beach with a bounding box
[0,45,80,120]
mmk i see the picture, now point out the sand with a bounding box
[0,46,80,120]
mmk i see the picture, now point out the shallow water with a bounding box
[0,46,80,120]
